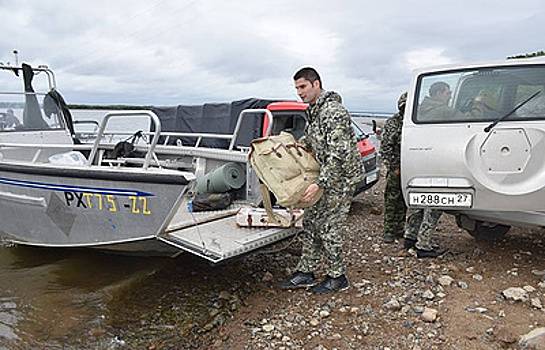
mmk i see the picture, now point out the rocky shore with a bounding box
[110,174,545,350]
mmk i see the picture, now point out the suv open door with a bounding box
[402,59,545,240]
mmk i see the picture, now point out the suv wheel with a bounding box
[456,215,511,241]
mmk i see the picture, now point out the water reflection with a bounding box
[0,241,273,348]
[0,245,171,348]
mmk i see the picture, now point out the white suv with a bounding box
[402,58,545,240]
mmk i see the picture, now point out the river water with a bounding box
[0,241,267,349]
[0,244,169,348]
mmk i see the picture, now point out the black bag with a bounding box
[109,131,145,159]
[110,141,136,158]
[190,193,232,212]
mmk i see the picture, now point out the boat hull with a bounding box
[0,163,189,248]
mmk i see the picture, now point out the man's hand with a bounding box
[394,167,400,176]
[301,183,320,203]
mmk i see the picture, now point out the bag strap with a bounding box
[125,130,145,144]
[259,183,293,227]
[285,143,303,156]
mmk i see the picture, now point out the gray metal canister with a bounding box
[195,162,246,194]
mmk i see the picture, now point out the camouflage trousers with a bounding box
[383,170,407,237]
[404,208,442,251]
[296,185,354,278]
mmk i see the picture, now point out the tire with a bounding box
[463,220,511,241]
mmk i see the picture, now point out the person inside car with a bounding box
[0,109,22,130]
[418,82,485,121]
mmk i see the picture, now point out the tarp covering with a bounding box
[152,98,277,149]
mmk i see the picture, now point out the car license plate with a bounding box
[366,172,378,184]
[408,192,472,207]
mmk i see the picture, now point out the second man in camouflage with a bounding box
[381,92,408,243]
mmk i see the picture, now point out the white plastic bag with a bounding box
[48,151,87,166]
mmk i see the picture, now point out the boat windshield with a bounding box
[0,92,66,132]
[0,65,66,132]
[413,65,545,124]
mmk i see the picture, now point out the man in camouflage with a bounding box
[404,208,444,258]
[280,67,363,294]
[380,92,408,243]
[403,86,447,258]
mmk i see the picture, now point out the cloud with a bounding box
[0,0,543,111]
[404,48,454,71]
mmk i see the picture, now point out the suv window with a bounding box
[516,84,545,119]
[414,65,545,123]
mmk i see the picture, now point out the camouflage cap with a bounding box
[397,92,408,111]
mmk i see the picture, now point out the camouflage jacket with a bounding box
[300,90,363,191]
[380,112,403,171]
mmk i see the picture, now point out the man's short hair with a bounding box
[429,81,449,97]
[293,67,322,88]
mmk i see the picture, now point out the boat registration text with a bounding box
[63,192,152,215]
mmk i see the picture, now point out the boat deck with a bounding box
[166,198,249,232]
[163,198,298,262]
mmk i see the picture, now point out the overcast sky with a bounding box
[0,0,543,112]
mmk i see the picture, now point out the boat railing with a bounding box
[73,120,100,130]
[229,109,274,149]
[87,111,161,170]
[0,142,91,164]
[0,109,275,167]
[90,131,235,147]
[0,63,57,90]
[73,120,100,141]
[78,108,275,151]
